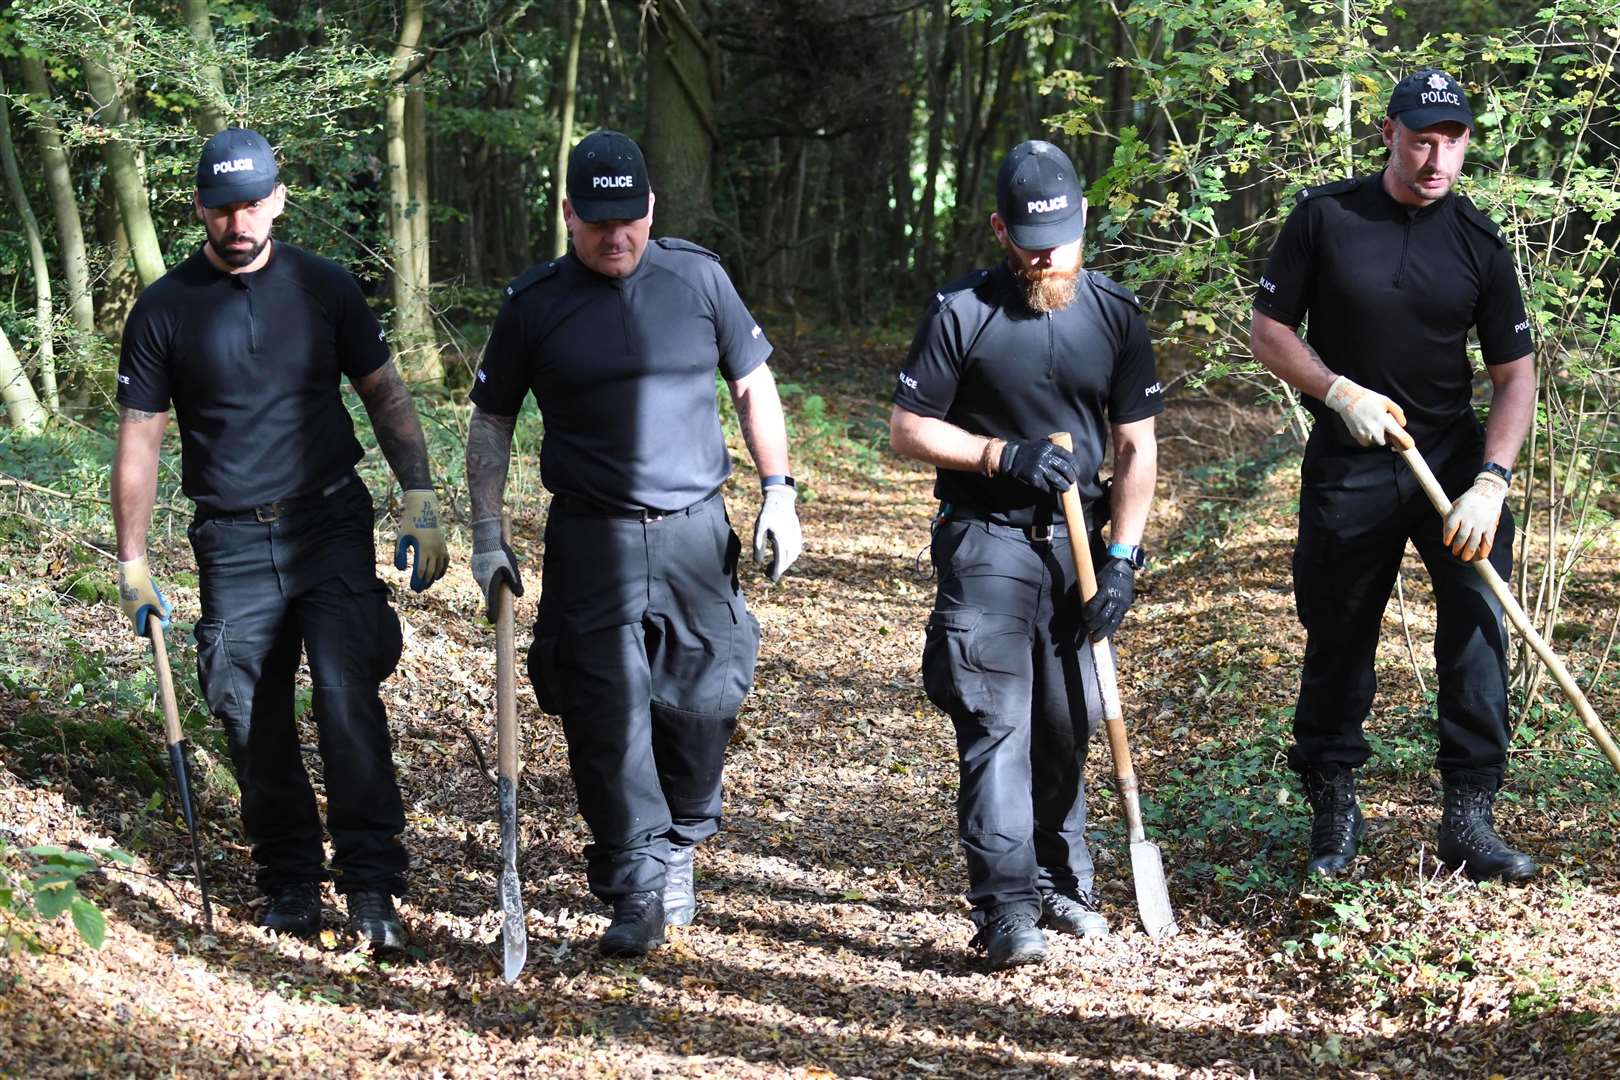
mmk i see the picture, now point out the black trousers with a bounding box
[922,518,1105,926]
[189,477,408,896]
[1289,421,1514,787]
[528,492,761,901]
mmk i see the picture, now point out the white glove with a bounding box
[1324,376,1408,447]
[752,484,802,583]
[1443,471,1509,561]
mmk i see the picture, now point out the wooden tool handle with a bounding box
[495,512,519,782]
[1049,432,1148,842]
[1391,438,1620,776]
[148,622,186,748]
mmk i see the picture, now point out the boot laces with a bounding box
[1448,789,1506,853]
[348,890,396,923]
[270,882,320,919]
[614,890,660,922]
[971,909,1037,950]
[1308,775,1358,851]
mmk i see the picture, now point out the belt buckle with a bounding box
[254,501,281,523]
[640,508,667,523]
[1026,523,1053,544]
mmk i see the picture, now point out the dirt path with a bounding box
[3,343,1619,1078]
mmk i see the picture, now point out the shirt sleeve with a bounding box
[469,297,533,416]
[334,270,391,379]
[116,293,174,413]
[891,298,964,420]
[1253,201,1316,327]
[1475,245,1533,365]
[710,264,772,381]
[1108,308,1165,424]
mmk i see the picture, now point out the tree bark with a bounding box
[94,181,140,334]
[84,55,166,288]
[182,0,227,135]
[0,69,56,411]
[385,0,438,380]
[918,0,956,287]
[19,56,95,335]
[552,0,588,258]
[0,324,46,435]
[406,74,431,314]
[644,2,716,241]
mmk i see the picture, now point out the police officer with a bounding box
[890,140,1162,970]
[1250,70,1537,882]
[465,130,802,958]
[111,128,449,952]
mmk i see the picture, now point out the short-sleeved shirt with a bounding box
[893,264,1162,525]
[471,238,772,511]
[117,242,389,512]
[1254,172,1532,451]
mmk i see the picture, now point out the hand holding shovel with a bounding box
[493,512,528,981]
[1050,432,1178,940]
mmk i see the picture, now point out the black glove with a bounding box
[999,438,1078,494]
[1083,556,1135,640]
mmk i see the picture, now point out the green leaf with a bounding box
[33,882,74,919]
[70,897,106,948]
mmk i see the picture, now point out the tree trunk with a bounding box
[0,69,56,411]
[95,182,140,334]
[552,0,588,258]
[918,0,957,287]
[644,2,716,241]
[84,56,166,288]
[182,0,227,135]
[0,324,46,435]
[385,0,438,381]
[20,56,95,336]
[406,74,431,329]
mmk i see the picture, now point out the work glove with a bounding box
[753,484,803,583]
[1082,556,1136,641]
[1443,470,1509,562]
[1323,376,1408,447]
[999,438,1079,494]
[470,516,523,622]
[116,556,171,637]
[393,489,448,592]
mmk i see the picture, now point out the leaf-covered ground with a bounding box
[3,339,1619,1078]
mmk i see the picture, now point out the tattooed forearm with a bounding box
[352,361,433,490]
[121,407,162,423]
[466,407,517,523]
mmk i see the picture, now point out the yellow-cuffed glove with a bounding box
[1443,470,1509,562]
[1324,376,1408,447]
[116,556,171,636]
[393,489,448,592]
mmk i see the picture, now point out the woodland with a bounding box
[1,1,1618,1077]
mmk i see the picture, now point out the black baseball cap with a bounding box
[995,140,1085,249]
[566,130,651,222]
[1387,68,1474,131]
[195,127,279,208]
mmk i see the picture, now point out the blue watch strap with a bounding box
[1107,542,1135,560]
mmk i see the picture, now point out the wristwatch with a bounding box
[1481,461,1512,486]
[1107,542,1147,570]
[760,474,796,491]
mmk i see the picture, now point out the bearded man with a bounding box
[888,139,1162,970]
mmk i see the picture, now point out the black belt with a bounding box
[941,509,1073,544]
[554,485,722,523]
[197,472,356,523]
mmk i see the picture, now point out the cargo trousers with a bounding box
[189,474,408,896]
[529,491,761,900]
[922,515,1106,927]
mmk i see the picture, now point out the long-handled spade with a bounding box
[148,622,215,934]
[1051,432,1178,940]
[1388,428,1620,777]
[493,513,528,981]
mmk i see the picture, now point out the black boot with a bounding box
[599,890,665,957]
[260,882,321,937]
[1301,769,1364,876]
[663,845,697,928]
[969,910,1047,971]
[345,890,409,954]
[1438,782,1536,882]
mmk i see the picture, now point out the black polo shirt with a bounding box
[117,242,390,512]
[471,238,772,511]
[1254,172,1532,452]
[892,264,1163,524]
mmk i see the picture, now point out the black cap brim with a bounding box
[1396,107,1472,132]
[198,177,278,208]
[570,193,650,223]
[1005,210,1084,251]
